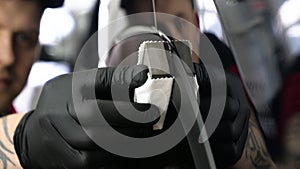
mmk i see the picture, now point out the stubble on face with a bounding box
[0,0,42,114]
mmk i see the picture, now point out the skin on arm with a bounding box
[232,111,277,169]
[0,114,24,169]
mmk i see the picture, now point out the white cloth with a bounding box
[135,73,173,130]
[134,40,199,130]
[135,40,174,130]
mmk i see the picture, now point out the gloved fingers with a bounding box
[95,65,149,100]
[193,63,210,86]
[209,122,232,141]
[114,126,159,138]
[235,111,249,156]
[50,101,160,151]
[199,95,239,122]
[211,123,248,169]
[214,114,249,167]
[27,117,89,169]
[78,150,118,169]
[68,98,160,126]
[199,94,239,121]
[232,107,249,141]
[223,96,240,120]
[225,72,251,133]
[60,100,160,149]
[228,94,250,142]
[97,100,160,127]
[210,141,242,167]
[47,107,100,150]
[223,112,248,150]
[225,72,248,102]
[209,105,248,141]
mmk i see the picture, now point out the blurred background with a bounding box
[15,0,300,112]
[13,0,98,113]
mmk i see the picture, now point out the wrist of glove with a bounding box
[13,110,34,168]
[194,63,250,168]
[13,65,160,169]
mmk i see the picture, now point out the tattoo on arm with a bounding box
[0,117,16,169]
[245,118,272,169]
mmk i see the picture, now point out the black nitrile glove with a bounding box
[14,65,160,169]
[194,63,250,168]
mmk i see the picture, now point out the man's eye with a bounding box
[14,32,38,49]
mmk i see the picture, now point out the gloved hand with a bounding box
[194,63,250,168]
[14,65,160,169]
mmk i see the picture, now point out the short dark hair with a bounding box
[40,0,64,10]
[190,0,194,8]
[121,0,142,15]
[121,0,195,15]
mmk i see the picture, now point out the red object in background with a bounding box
[10,105,16,114]
[279,72,300,139]
[251,0,266,11]
[227,65,240,76]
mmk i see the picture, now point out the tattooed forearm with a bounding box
[3,117,13,144]
[232,112,276,169]
[245,117,272,169]
[0,116,16,169]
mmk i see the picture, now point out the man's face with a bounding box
[156,0,198,38]
[156,0,198,32]
[155,0,200,63]
[107,0,201,66]
[0,0,41,113]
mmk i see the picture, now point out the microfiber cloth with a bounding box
[134,40,198,130]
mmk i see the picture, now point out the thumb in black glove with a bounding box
[194,63,250,168]
[14,65,160,169]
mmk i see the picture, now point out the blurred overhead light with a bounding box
[64,0,97,13]
[279,0,300,28]
[39,8,75,45]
